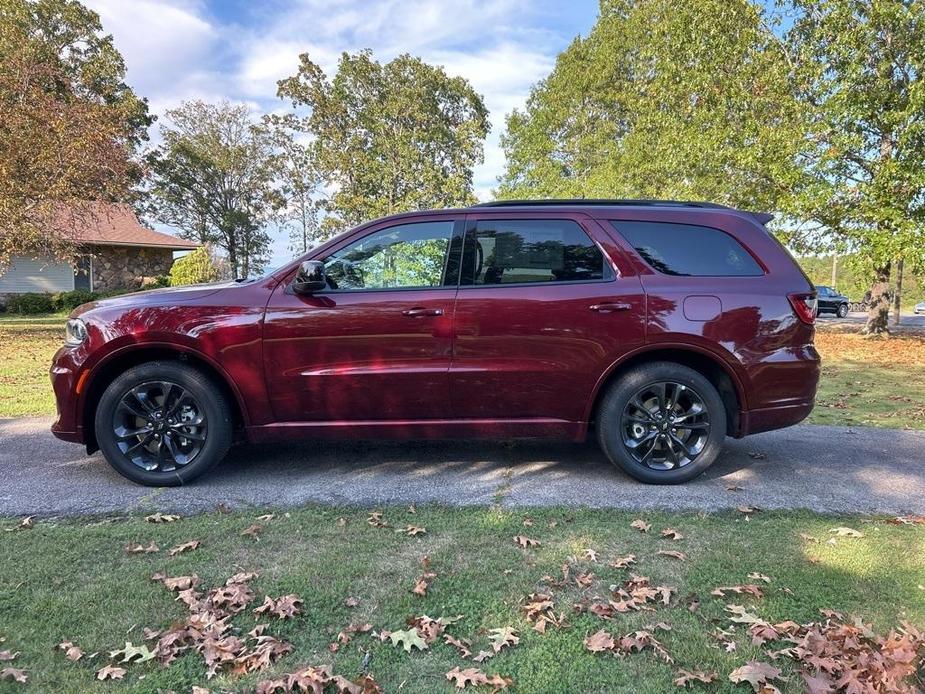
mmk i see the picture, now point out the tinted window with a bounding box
[323,221,453,290]
[461,219,610,286]
[611,221,763,277]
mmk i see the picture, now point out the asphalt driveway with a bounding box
[1,417,924,517]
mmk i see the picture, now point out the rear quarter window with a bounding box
[610,220,763,277]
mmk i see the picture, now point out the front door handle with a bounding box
[402,307,444,317]
[589,302,632,313]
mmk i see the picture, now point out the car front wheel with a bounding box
[95,361,233,486]
[836,303,849,318]
[597,362,727,484]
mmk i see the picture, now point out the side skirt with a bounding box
[245,418,585,444]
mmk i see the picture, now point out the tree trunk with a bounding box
[892,258,903,326]
[862,262,891,335]
[830,254,837,287]
[227,242,238,280]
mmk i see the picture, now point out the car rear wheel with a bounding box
[597,362,727,484]
[836,303,849,318]
[95,361,233,486]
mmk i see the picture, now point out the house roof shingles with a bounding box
[59,203,199,250]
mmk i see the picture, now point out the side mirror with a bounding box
[292,260,326,294]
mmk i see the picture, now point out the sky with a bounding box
[82,0,601,267]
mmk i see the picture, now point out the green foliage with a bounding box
[277,50,490,233]
[143,275,170,289]
[0,0,151,268]
[51,289,96,312]
[497,0,807,211]
[783,0,925,331]
[169,247,221,287]
[146,101,281,278]
[3,292,54,314]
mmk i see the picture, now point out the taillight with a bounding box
[788,292,818,325]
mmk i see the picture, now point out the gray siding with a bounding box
[0,256,74,294]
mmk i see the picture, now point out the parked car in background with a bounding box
[915,300,925,315]
[50,199,821,486]
[816,285,851,317]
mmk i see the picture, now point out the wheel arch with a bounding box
[80,343,247,453]
[585,345,747,438]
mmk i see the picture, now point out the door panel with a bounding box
[262,217,458,422]
[449,213,646,422]
[263,288,455,421]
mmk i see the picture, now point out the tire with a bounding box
[836,303,849,318]
[95,361,233,486]
[596,362,727,484]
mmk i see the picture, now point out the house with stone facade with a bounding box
[0,203,198,296]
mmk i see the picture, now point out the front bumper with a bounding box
[50,346,85,444]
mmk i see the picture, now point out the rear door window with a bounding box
[461,219,611,286]
[611,221,763,277]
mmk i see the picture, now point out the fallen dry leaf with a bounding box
[522,516,533,527]
[728,661,782,691]
[145,513,179,523]
[631,519,651,532]
[444,633,472,659]
[1,667,27,683]
[167,540,201,556]
[673,669,718,686]
[336,517,347,527]
[711,585,764,598]
[95,664,127,681]
[255,513,274,522]
[584,629,615,653]
[445,666,512,690]
[737,506,760,514]
[888,514,925,525]
[397,525,426,536]
[513,535,540,548]
[583,548,598,562]
[367,511,388,528]
[657,550,687,561]
[254,594,302,619]
[124,541,159,555]
[109,641,154,664]
[388,628,428,653]
[344,596,360,608]
[0,651,17,662]
[725,484,744,492]
[17,516,34,529]
[487,627,519,654]
[661,528,684,540]
[747,572,772,583]
[58,641,84,661]
[609,554,636,569]
[241,524,262,540]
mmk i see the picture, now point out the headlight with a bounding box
[64,318,88,347]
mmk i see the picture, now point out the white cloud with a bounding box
[87,0,590,264]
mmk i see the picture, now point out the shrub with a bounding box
[52,289,97,312]
[143,275,170,289]
[169,247,221,287]
[4,292,55,314]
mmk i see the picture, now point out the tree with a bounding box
[146,101,281,278]
[168,246,223,286]
[276,50,490,233]
[263,114,324,255]
[0,0,151,268]
[497,0,808,212]
[784,0,925,334]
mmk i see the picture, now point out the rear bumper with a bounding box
[740,401,814,436]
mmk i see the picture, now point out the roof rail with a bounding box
[472,198,733,210]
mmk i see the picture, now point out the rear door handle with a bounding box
[402,307,444,317]
[590,302,632,313]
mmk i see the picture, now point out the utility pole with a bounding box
[830,254,837,287]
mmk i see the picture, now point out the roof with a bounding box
[55,203,199,250]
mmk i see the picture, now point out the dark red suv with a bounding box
[50,200,820,486]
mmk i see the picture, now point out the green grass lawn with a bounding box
[809,330,925,429]
[0,319,62,418]
[0,506,923,692]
